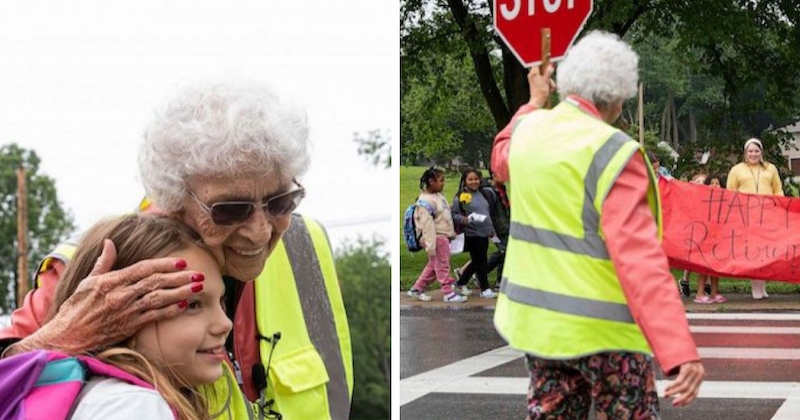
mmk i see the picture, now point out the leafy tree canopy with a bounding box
[401,0,800,174]
[0,144,75,313]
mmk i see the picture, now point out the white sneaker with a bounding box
[459,285,473,296]
[480,289,498,299]
[407,289,432,302]
[443,293,467,303]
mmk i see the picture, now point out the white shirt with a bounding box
[70,377,174,419]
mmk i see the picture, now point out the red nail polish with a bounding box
[177,300,188,309]
[175,259,187,269]
[191,273,205,282]
[191,283,204,293]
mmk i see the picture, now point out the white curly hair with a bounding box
[138,82,311,212]
[557,31,639,108]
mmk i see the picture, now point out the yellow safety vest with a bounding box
[251,214,353,420]
[494,101,661,359]
[36,214,352,420]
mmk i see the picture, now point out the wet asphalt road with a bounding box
[400,306,800,420]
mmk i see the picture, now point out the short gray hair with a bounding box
[557,31,639,108]
[138,83,311,212]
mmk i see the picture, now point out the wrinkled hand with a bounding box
[12,239,201,355]
[527,64,556,108]
[664,361,704,407]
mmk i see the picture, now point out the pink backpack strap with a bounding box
[75,356,154,389]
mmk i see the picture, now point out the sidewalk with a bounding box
[400,289,800,312]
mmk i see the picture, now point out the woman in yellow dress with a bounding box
[726,137,784,299]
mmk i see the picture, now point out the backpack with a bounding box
[403,199,437,252]
[479,182,510,240]
[0,349,165,420]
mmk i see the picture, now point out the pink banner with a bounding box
[660,178,800,282]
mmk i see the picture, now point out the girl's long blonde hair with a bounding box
[47,214,218,420]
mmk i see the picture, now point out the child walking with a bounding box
[453,173,510,291]
[47,214,233,419]
[407,167,468,303]
[452,168,498,299]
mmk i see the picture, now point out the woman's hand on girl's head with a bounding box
[15,239,202,355]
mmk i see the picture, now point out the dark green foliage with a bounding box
[337,238,390,420]
[402,0,800,173]
[0,144,75,313]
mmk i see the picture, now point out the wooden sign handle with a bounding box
[539,28,551,108]
[539,28,551,76]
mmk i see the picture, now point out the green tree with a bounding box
[401,38,496,166]
[336,238,390,420]
[0,144,75,313]
[402,1,800,167]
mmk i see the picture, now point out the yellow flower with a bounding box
[459,192,472,205]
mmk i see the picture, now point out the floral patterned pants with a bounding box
[525,352,660,420]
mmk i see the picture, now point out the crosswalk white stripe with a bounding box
[401,344,800,406]
[399,346,522,406]
[772,393,800,420]
[687,313,800,321]
[402,313,800,420]
[691,326,800,334]
[431,376,800,399]
[700,347,800,359]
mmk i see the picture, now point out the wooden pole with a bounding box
[539,27,552,108]
[16,166,28,308]
[638,82,644,144]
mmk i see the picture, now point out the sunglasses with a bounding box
[188,180,305,225]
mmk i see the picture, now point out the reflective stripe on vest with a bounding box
[255,215,352,420]
[508,131,630,260]
[496,101,660,358]
[499,280,634,323]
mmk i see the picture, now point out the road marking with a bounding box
[772,390,800,420]
[401,345,800,408]
[691,326,800,334]
[402,313,800,418]
[687,313,800,321]
[399,346,521,405]
[700,347,800,360]
[426,376,800,400]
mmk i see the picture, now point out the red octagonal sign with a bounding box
[494,0,593,67]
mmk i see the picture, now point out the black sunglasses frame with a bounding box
[188,179,305,225]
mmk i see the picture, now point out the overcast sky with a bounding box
[0,0,395,250]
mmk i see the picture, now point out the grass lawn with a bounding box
[398,165,800,295]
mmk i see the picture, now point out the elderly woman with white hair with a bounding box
[491,31,704,418]
[726,137,784,300]
[1,83,352,419]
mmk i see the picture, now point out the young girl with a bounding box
[48,214,232,419]
[407,167,467,303]
[694,174,727,304]
[452,168,497,299]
